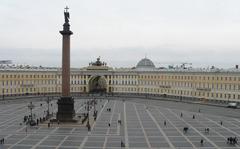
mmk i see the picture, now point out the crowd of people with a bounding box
[0,138,4,144]
[227,137,238,145]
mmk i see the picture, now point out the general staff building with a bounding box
[0,57,239,103]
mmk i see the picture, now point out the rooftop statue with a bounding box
[90,57,107,67]
[61,6,73,33]
[64,6,70,23]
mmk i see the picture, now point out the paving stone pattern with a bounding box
[0,98,239,149]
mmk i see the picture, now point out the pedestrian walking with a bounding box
[230,137,233,144]
[220,121,222,125]
[206,128,209,133]
[87,125,91,131]
[118,120,121,125]
[200,139,203,145]
[183,127,188,133]
[108,123,111,127]
[121,140,125,147]
[164,120,166,126]
[180,113,183,117]
[193,115,195,119]
[234,137,238,144]
[205,128,209,133]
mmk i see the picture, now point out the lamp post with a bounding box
[46,97,51,118]
[51,103,53,115]
[87,100,91,131]
[180,90,182,101]
[94,98,96,113]
[228,94,231,103]
[87,100,90,124]
[28,102,35,122]
[55,69,59,96]
[44,87,47,97]
[2,89,4,100]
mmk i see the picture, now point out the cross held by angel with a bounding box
[64,6,70,23]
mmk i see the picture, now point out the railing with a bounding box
[1,92,239,108]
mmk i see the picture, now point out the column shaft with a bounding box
[62,35,70,97]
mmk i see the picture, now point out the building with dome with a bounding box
[0,57,240,104]
[135,57,156,71]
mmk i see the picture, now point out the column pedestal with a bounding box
[57,96,75,122]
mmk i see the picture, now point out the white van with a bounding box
[227,102,238,108]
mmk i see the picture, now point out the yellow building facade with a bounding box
[0,58,240,103]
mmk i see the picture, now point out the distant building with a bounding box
[0,57,240,103]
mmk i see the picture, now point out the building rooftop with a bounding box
[86,57,112,71]
[0,60,240,73]
[135,57,156,71]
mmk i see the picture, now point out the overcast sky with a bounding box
[1,0,240,68]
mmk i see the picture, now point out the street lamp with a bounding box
[93,97,96,113]
[44,87,47,97]
[180,90,183,101]
[2,89,4,100]
[46,97,51,118]
[228,94,231,103]
[93,97,98,120]
[27,102,35,122]
[55,71,58,96]
[87,100,91,131]
[87,100,90,123]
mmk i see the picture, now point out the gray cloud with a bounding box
[0,0,240,68]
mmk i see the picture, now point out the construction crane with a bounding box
[0,60,12,64]
[157,62,176,69]
[180,63,192,69]
[157,62,192,69]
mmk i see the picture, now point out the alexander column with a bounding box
[57,7,75,121]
